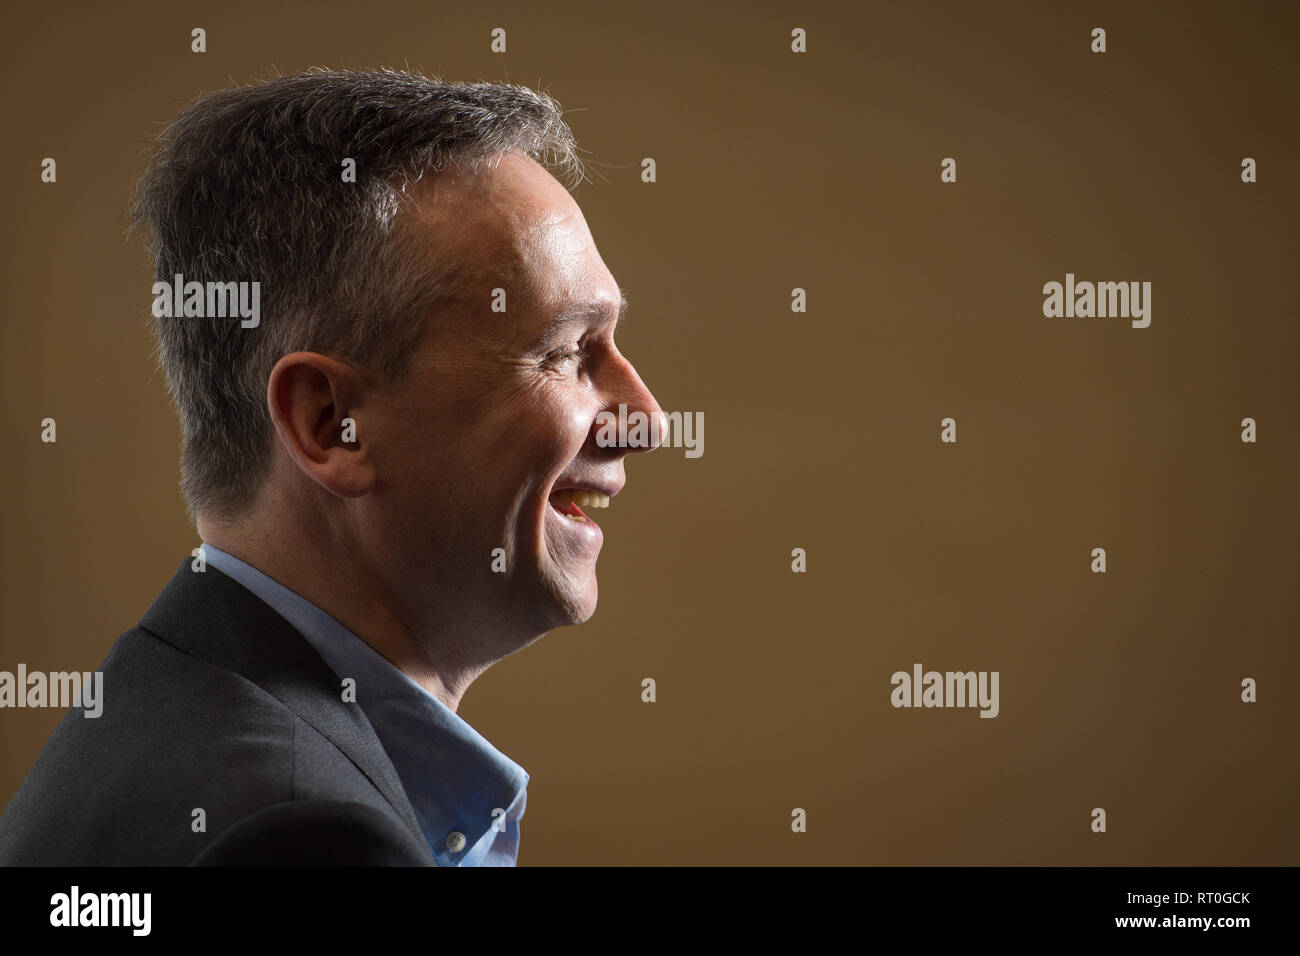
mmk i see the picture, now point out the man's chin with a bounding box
[538,569,598,629]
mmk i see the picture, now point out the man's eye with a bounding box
[542,345,584,369]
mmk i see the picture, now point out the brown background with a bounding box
[1,0,1296,864]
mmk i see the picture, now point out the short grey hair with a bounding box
[130,68,584,521]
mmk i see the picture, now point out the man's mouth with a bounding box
[548,488,611,524]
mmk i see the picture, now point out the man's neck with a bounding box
[197,513,484,713]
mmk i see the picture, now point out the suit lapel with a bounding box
[139,558,432,860]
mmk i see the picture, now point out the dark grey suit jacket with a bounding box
[0,559,437,866]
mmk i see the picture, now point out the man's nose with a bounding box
[600,352,663,454]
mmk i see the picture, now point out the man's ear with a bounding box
[266,352,377,498]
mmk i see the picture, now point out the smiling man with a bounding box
[0,69,660,866]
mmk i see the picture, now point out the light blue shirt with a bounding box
[200,543,529,866]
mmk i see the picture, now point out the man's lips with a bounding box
[548,488,603,524]
[550,479,623,499]
[547,481,622,527]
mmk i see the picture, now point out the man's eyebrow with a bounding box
[537,291,629,338]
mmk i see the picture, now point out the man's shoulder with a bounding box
[189,799,433,866]
[0,564,432,866]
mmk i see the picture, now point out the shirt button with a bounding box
[446,831,467,853]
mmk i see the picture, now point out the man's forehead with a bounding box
[400,157,622,339]
[407,152,574,232]
[405,156,589,279]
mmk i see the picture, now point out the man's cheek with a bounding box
[489,413,573,473]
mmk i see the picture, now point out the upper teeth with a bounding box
[557,489,610,509]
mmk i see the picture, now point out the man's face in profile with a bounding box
[355,152,659,651]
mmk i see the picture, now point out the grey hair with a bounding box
[130,68,585,521]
